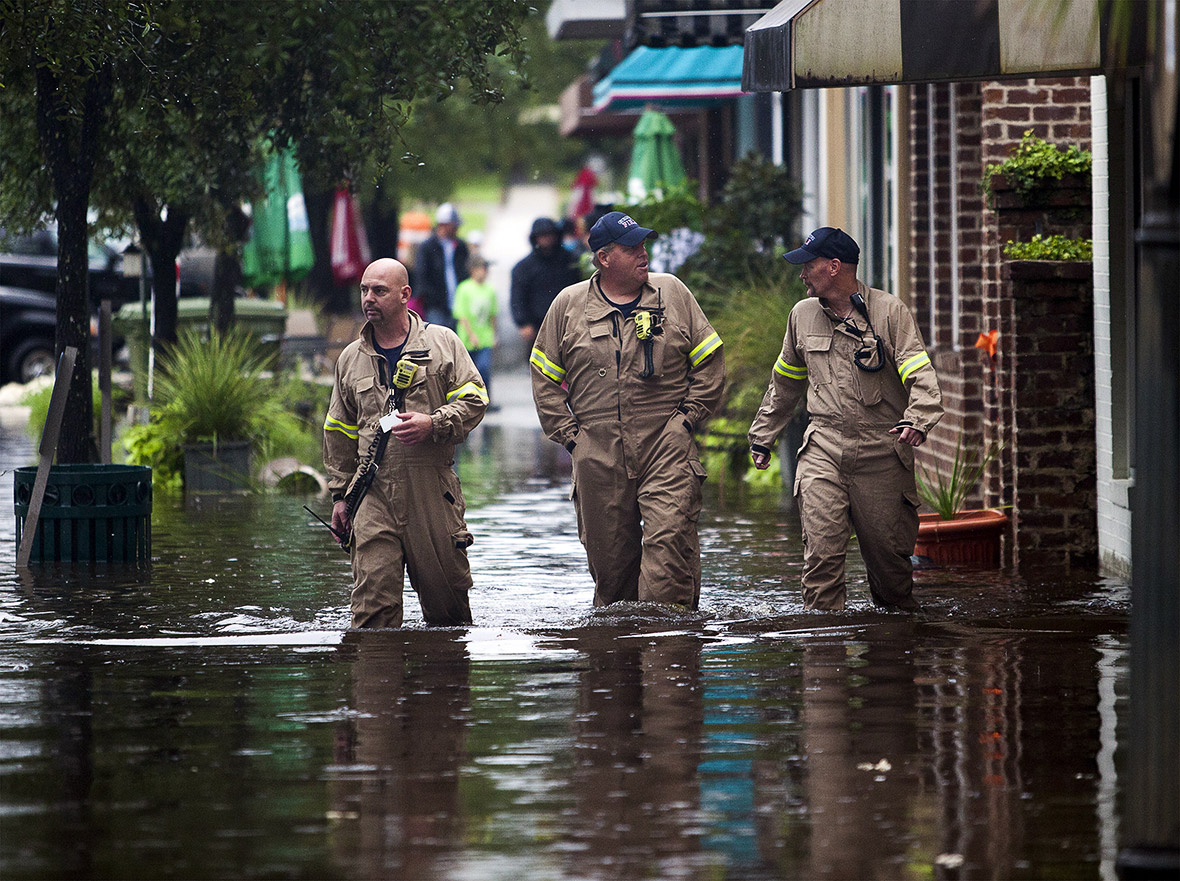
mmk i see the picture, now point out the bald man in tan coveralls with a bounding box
[749,228,941,611]
[323,258,488,628]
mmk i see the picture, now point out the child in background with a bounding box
[452,255,498,409]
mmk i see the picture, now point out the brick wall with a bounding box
[908,77,1094,567]
[1002,261,1098,569]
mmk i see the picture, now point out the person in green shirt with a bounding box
[452,256,499,408]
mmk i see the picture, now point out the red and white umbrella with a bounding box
[329,187,371,287]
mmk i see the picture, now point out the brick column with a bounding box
[1003,260,1097,569]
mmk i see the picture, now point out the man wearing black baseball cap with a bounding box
[530,211,725,611]
[748,227,943,611]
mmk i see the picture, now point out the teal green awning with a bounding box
[593,45,746,114]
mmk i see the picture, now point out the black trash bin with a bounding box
[14,464,152,563]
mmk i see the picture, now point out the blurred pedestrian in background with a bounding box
[452,255,499,409]
[417,202,469,329]
[510,217,581,349]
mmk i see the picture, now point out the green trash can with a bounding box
[14,464,152,563]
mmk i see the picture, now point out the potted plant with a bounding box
[982,129,1092,207]
[153,328,274,492]
[914,430,1008,567]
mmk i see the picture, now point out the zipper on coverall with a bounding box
[611,314,622,420]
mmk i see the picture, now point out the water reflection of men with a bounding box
[323,258,488,628]
[748,228,942,611]
[796,625,919,876]
[330,631,471,880]
[530,212,725,609]
[568,634,706,878]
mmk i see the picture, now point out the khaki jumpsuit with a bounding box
[749,283,942,610]
[323,312,488,628]
[531,272,724,608]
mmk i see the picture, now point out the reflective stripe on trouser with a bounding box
[794,426,920,610]
[571,422,704,608]
[349,465,474,628]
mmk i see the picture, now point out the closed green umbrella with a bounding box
[627,110,687,201]
[242,144,315,288]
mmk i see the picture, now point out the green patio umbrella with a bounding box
[627,110,687,201]
[242,143,315,288]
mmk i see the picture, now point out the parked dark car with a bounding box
[0,227,211,308]
[1,284,58,384]
[0,227,142,308]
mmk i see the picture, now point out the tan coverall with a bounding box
[749,283,942,610]
[323,312,488,628]
[531,272,724,608]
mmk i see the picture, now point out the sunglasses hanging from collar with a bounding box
[845,292,885,373]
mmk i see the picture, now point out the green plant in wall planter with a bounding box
[983,129,1092,206]
[1003,234,1093,261]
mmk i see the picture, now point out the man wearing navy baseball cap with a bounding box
[530,211,724,611]
[782,226,861,265]
[749,227,943,612]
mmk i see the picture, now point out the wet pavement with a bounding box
[0,375,1130,880]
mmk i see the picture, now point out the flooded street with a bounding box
[0,393,1130,880]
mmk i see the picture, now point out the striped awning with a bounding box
[742,0,1142,92]
[593,45,747,113]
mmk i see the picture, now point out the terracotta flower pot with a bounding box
[914,509,1009,568]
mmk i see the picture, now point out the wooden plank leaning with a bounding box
[16,345,78,567]
[100,300,112,465]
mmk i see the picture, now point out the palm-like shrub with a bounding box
[154,328,273,444]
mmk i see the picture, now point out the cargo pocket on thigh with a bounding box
[452,528,474,549]
[794,475,808,548]
[687,458,706,523]
[438,470,470,535]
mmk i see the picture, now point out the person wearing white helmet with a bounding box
[416,202,469,329]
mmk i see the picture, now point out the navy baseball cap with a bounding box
[783,227,860,264]
[587,211,657,252]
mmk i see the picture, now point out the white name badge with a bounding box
[379,411,399,433]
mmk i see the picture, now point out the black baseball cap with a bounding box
[783,227,860,264]
[587,211,657,252]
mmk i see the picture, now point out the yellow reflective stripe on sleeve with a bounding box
[446,381,489,404]
[530,347,566,383]
[774,356,807,380]
[689,332,722,367]
[899,352,932,383]
[323,416,359,439]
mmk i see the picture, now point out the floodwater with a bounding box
[0,403,1130,880]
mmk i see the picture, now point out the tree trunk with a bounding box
[34,59,111,464]
[304,186,337,312]
[366,194,400,265]
[132,196,189,351]
[211,205,250,336]
[53,187,95,464]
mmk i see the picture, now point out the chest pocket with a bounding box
[403,357,443,412]
[353,374,389,428]
[568,320,614,373]
[657,322,690,378]
[804,334,833,385]
[853,354,884,405]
